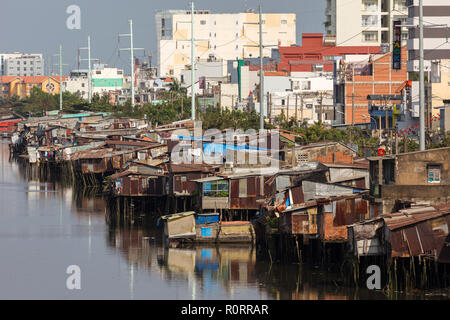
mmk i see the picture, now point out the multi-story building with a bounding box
[405,0,450,128]
[2,54,44,76]
[432,60,450,129]
[63,70,89,99]
[406,0,450,72]
[1,53,21,76]
[264,72,335,124]
[325,0,409,47]
[63,64,124,100]
[334,46,408,125]
[274,33,382,74]
[155,9,296,79]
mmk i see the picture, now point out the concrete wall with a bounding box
[395,147,450,185]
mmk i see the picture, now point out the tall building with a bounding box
[325,0,409,47]
[405,0,450,128]
[0,53,21,75]
[406,0,450,72]
[155,9,296,79]
[2,53,44,76]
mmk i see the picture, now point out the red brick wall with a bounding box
[343,46,407,124]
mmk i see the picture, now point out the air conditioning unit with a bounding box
[224,162,234,170]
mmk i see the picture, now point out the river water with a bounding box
[0,139,447,300]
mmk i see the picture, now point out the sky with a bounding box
[0,0,325,74]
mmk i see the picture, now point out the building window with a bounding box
[363,31,378,42]
[363,1,378,11]
[306,104,313,109]
[281,19,287,24]
[427,165,441,183]
[362,15,377,27]
[203,180,229,197]
[200,20,206,25]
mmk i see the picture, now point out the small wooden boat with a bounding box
[160,211,255,246]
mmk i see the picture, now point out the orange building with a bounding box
[335,46,407,125]
[0,75,67,98]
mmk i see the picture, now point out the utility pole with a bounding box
[191,2,196,120]
[53,45,68,111]
[119,19,145,110]
[178,2,208,120]
[269,93,272,125]
[58,45,63,111]
[259,5,264,131]
[300,94,304,123]
[295,94,298,123]
[419,0,425,151]
[351,65,355,143]
[286,95,289,121]
[319,91,324,125]
[80,36,99,104]
[385,97,389,149]
[243,5,269,131]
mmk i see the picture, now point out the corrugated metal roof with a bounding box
[191,176,225,183]
[383,205,450,231]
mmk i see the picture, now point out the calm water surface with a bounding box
[0,139,447,300]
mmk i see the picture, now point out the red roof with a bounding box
[0,76,67,84]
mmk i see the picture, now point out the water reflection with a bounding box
[157,245,259,298]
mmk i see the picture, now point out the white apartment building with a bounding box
[155,9,296,79]
[63,65,125,100]
[268,72,335,124]
[1,53,44,76]
[325,0,409,47]
[406,0,450,72]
